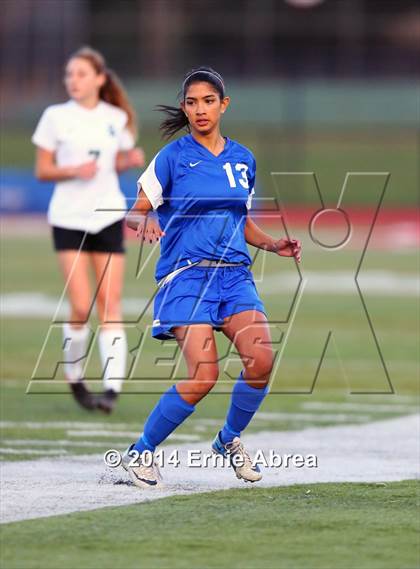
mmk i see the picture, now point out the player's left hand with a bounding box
[136,216,165,244]
[126,147,146,168]
[273,238,301,263]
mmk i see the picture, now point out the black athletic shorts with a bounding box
[52,219,125,253]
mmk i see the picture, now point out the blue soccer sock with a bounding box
[220,371,269,444]
[133,385,195,453]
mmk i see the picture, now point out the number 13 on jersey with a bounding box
[223,162,249,189]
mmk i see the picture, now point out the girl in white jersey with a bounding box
[32,46,145,413]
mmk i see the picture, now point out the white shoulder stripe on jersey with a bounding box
[246,187,255,210]
[137,156,164,210]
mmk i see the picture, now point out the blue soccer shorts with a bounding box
[152,265,266,340]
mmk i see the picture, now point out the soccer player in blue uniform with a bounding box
[124,67,301,487]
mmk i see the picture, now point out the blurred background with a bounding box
[1,0,419,210]
[0,0,418,400]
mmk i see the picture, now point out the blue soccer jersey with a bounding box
[137,134,256,281]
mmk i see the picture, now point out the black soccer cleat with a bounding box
[69,382,97,411]
[96,389,119,414]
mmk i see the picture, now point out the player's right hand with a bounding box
[75,161,98,180]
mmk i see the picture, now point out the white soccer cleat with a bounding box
[121,445,163,488]
[212,433,262,483]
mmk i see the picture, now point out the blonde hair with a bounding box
[68,46,137,138]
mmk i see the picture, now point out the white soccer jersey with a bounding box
[32,100,135,233]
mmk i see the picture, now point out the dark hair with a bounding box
[67,46,138,138]
[156,66,225,139]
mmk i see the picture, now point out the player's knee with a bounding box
[203,367,219,393]
[70,303,90,323]
[96,293,121,322]
[245,351,274,383]
[188,363,219,396]
[95,290,108,308]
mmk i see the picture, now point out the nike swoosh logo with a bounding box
[189,161,201,167]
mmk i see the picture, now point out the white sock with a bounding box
[62,324,90,383]
[98,328,127,393]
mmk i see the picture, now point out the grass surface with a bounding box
[1,224,418,569]
[0,232,418,459]
[1,481,419,569]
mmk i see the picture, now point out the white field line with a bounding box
[1,395,415,435]
[189,415,369,427]
[0,414,352,433]
[192,425,209,432]
[0,421,140,430]
[0,414,418,524]
[256,270,419,296]
[66,430,144,438]
[0,435,202,450]
[189,418,228,426]
[66,430,201,442]
[1,270,418,318]
[302,402,419,413]
[0,294,152,318]
[0,449,68,456]
[0,404,410,437]
[340,394,418,403]
[167,434,202,441]
[256,412,370,422]
[1,440,121,448]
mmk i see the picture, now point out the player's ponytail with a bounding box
[67,46,138,138]
[156,105,189,140]
[157,66,225,139]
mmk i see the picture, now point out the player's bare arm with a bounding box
[126,189,165,243]
[35,147,98,181]
[115,147,146,173]
[244,215,301,262]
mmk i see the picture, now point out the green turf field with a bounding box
[1,482,418,569]
[1,223,418,569]
[0,231,418,448]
